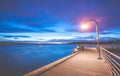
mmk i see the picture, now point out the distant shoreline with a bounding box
[0,40,120,45]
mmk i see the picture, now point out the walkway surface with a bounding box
[40,48,112,76]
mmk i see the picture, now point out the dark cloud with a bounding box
[100,28,120,35]
[100,37,120,41]
[74,36,95,40]
[0,22,36,32]
[0,22,56,33]
[48,36,120,42]
[47,39,80,42]
[1,35,30,38]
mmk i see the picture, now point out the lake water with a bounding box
[0,44,76,76]
[0,44,119,76]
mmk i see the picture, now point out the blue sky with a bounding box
[0,0,120,42]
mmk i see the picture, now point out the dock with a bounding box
[24,48,113,76]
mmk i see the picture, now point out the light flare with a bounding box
[80,24,89,30]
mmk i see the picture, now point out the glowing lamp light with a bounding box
[80,24,89,30]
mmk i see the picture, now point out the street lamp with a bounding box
[83,19,102,59]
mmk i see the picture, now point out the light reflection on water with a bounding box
[0,44,119,76]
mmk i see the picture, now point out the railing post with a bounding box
[103,50,107,63]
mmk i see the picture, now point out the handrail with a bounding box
[104,55,117,76]
[105,54,120,75]
[100,47,120,76]
[101,47,120,60]
[105,53,120,67]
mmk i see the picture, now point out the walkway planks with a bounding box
[40,48,112,76]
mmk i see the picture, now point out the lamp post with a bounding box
[84,19,102,59]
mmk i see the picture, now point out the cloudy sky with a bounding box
[0,0,120,42]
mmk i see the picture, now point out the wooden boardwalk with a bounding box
[39,48,112,76]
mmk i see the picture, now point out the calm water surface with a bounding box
[0,44,76,76]
[0,44,119,76]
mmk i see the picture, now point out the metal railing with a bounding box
[100,47,120,76]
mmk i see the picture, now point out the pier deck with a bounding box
[40,48,111,76]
